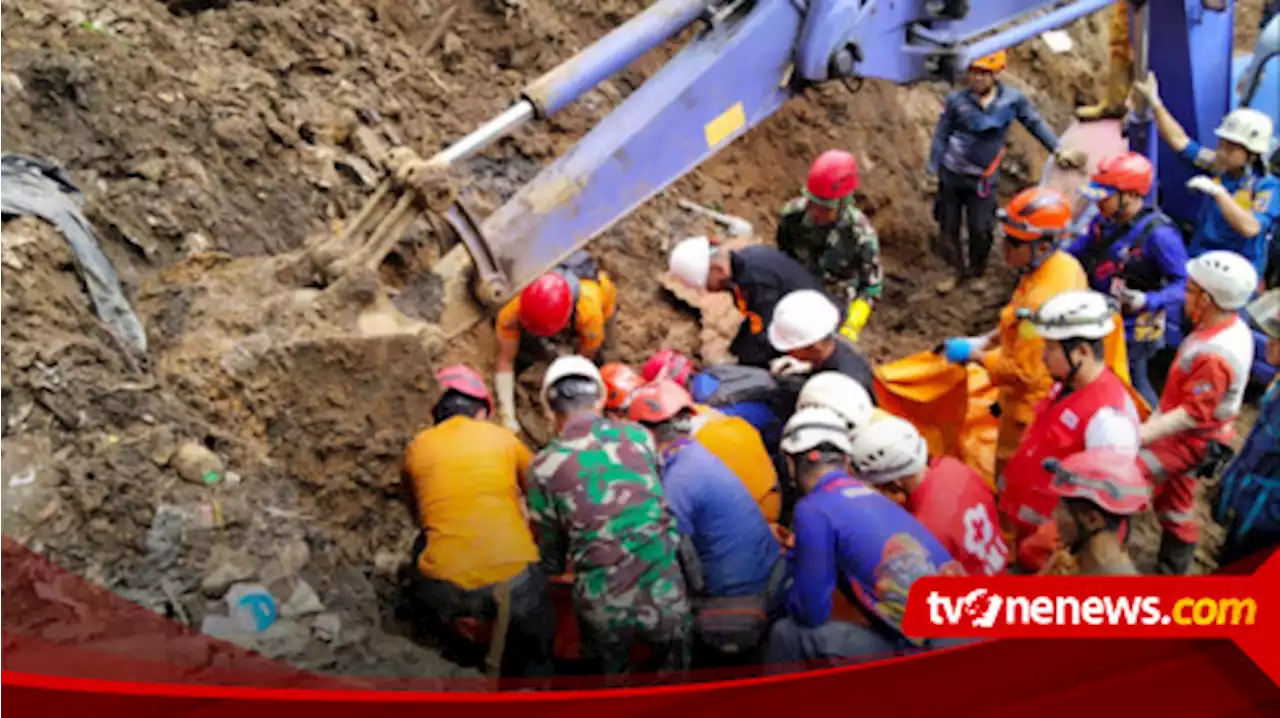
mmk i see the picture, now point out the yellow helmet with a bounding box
[970,50,1007,73]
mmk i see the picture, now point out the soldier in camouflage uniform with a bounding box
[775,150,883,342]
[526,355,692,678]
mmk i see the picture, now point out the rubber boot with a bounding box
[1076,3,1132,121]
[1154,531,1197,575]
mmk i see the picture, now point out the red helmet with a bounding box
[998,187,1073,242]
[805,150,859,206]
[518,273,574,337]
[434,364,494,414]
[601,363,645,411]
[1043,449,1150,516]
[641,349,693,387]
[1082,152,1154,199]
[627,379,694,424]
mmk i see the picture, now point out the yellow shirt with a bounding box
[403,416,538,590]
[495,273,618,358]
[692,407,781,523]
[982,251,1087,426]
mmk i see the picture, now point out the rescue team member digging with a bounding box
[848,415,1009,577]
[402,365,554,680]
[925,50,1087,293]
[1043,450,1152,577]
[940,187,1089,481]
[1215,289,1280,568]
[765,408,964,668]
[1069,151,1188,408]
[1133,73,1280,280]
[627,380,782,665]
[525,356,691,677]
[494,251,618,433]
[775,150,884,342]
[766,289,876,395]
[999,290,1141,569]
[668,236,840,368]
[1140,252,1258,576]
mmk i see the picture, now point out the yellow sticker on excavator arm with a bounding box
[704,103,747,150]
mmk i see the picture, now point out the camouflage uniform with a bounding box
[775,198,883,303]
[527,413,691,676]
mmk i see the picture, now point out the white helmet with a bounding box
[541,355,606,410]
[796,372,874,435]
[1033,290,1116,341]
[1215,108,1275,156]
[1246,289,1280,339]
[768,289,840,352]
[779,406,854,456]
[1186,251,1259,310]
[669,236,713,289]
[847,415,929,485]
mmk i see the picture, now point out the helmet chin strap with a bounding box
[1066,503,1105,555]
[1056,339,1084,396]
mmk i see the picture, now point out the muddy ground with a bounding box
[0,0,1268,680]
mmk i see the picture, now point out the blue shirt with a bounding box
[928,83,1059,177]
[1177,139,1280,277]
[1066,211,1189,337]
[1216,378,1280,539]
[661,439,778,597]
[785,471,962,639]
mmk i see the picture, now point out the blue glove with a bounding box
[942,337,977,364]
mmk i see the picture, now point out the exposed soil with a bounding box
[0,0,1268,679]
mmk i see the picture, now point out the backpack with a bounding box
[690,365,779,406]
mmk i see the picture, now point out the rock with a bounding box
[146,425,179,466]
[279,579,325,617]
[373,549,405,576]
[172,441,224,486]
[181,232,212,256]
[441,33,464,60]
[334,154,380,188]
[201,546,258,597]
[260,538,311,584]
[312,613,341,642]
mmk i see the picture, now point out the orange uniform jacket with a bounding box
[495,274,618,358]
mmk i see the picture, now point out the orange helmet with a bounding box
[601,363,645,411]
[969,50,1007,73]
[998,187,1073,242]
[1082,152,1154,199]
[627,379,694,424]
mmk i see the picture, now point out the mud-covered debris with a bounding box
[313,612,341,642]
[200,614,257,650]
[201,546,258,597]
[172,441,224,486]
[373,548,407,576]
[255,619,312,659]
[260,538,311,584]
[334,154,380,188]
[146,425,179,466]
[145,504,187,570]
[279,579,325,617]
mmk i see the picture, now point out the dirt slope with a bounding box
[0,0,1265,678]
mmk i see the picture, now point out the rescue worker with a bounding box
[766,289,876,394]
[627,380,781,665]
[1214,289,1280,568]
[925,51,1088,292]
[997,290,1141,570]
[940,187,1090,480]
[765,408,964,667]
[494,251,618,433]
[795,371,877,439]
[1132,73,1280,280]
[1044,450,1152,576]
[525,355,690,676]
[668,236,839,367]
[1140,251,1259,575]
[848,415,1009,577]
[402,365,554,679]
[601,362,645,419]
[1075,1,1132,121]
[775,150,883,342]
[641,348,694,387]
[1068,152,1188,407]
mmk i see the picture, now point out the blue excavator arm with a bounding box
[311,0,1129,340]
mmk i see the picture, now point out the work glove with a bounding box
[937,335,989,364]
[495,371,522,434]
[923,173,939,195]
[1186,175,1228,199]
[1129,71,1162,109]
[1118,287,1147,311]
[840,298,873,342]
[769,356,813,377]
[1053,148,1088,171]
